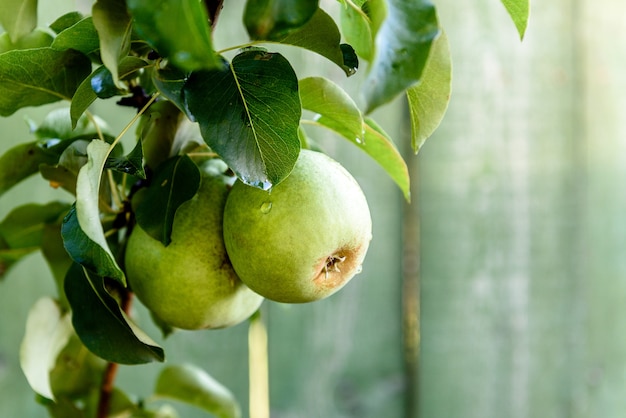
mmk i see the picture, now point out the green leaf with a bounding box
[152,65,189,115]
[362,118,410,201]
[183,50,301,189]
[20,297,73,400]
[49,11,85,34]
[275,8,357,76]
[127,0,222,71]
[0,48,91,116]
[154,364,241,418]
[106,139,146,179]
[501,0,530,40]
[92,0,133,86]
[134,155,200,246]
[0,202,70,250]
[339,1,374,61]
[70,77,98,128]
[61,140,125,283]
[406,30,451,152]
[0,0,37,43]
[363,0,440,114]
[41,224,74,309]
[51,17,100,56]
[299,76,364,143]
[35,107,113,143]
[244,0,318,40]
[0,28,54,53]
[0,141,59,196]
[64,263,164,364]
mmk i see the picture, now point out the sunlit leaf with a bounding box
[61,140,124,283]
[0,0,37,43]
[92,0,133,86]
[244,0,318,40]
[0,28,54,53]
[127,0,222,71]
[134,155,200,245]
[20,297,73,400]
[0,48,91,116]
[271,9,357,76]
[51,17,100,56]
[363,0,440,113]
[49,11,85,34]
[64,263,164,364]
[35,107,113,143]
[183,49,301,189]
[501,0,530,40]
[339,0,374,61]
[406,30,451,152]
[299,76,363,142]
[155,364,241,418]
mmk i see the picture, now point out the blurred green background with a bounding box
[1,0,622,417]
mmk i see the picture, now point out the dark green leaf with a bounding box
[0,141,59,196]
[406,30,451,152]
[183,50,301,189]
[244,0,318,40]
[0,0,37,43]
[363,0,440,113]
[0,48,91,116]
[91,65,127,98]
[92,0,133,85]
[64,263,164,364]
[134,155,200,246]
[152,66,189,115]
[51,17,100,55]
[61,205,125,283]
[154,364,241,418]
[276,8,357,76]
[105,139,146,179]
[127,0,222,71]
[501,0,530,40]
[70,77,98,127]
[49,12,85,34]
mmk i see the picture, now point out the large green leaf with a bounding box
[339,1,375,62]
[154,364,241,418]
[0,141,59,197]
[127,0,222,71]
[275,8,357,76]
[406,30,452,152]
[244,0,318,40]
[19,297,73,401]
[61,140,125,283]
[501,0,530,40]
[51,17,100,56]
[64,263,164,364]
[363,0,440,114]
[0,48,91,116]
[0,0,37,43]
[134,155,200,246]
[92,0,133,86]
[183,49,301,189]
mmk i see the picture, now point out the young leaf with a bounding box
[49,11,85,34]
[275,8,357,76]
[406,30,452,152]
[501,0,530,40]
[361,118,410,201]
[244,0,318,40]
[154,364,241,418]
[92,0,133,86]
[51,17,100,56]
[134,155,200,246]
[19,297,73,401]
[0,48,91,116]
[61,140,125,283]
[183,49,301,189]
[127,0,223,72]
[64,263,164,364]
[105,139,146,179]
[0,141,59,197]
[299,76,364,143]
[339,1,374,61]
[0,0,37,43]
[363,0,440,114]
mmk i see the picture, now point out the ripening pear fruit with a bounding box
[125,165,264,330]
[223,149,372,303]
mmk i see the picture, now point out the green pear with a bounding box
[125,168,264,330]
[223,149,372,303]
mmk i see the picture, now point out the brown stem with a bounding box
[96,290,134,418]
